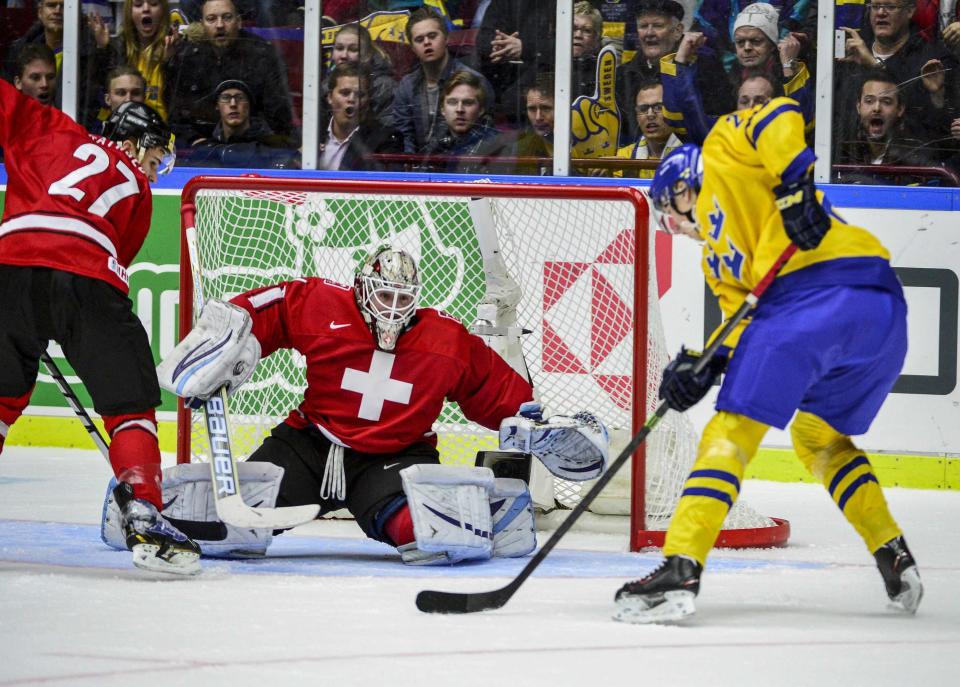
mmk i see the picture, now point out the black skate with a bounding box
[613,555,702,624]
[874,536,923,614]
[113,482,201,576]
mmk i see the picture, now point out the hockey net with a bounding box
[178,177,788,550]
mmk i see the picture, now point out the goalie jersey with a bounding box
[232,278,534,454]
[695,97,898,348]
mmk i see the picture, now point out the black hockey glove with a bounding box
[659,347,728,412]
[773,174,831,250]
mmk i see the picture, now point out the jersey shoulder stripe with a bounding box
[747,101,802,149]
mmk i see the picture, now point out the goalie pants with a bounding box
[248,421,441,543]
[663,274,907,565]
[0,266,162,503]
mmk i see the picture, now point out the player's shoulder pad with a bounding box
[745,96,804,145]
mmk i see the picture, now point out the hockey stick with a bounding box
[40,351,111,463]
[416,243,799,614]
[185,226,321,529]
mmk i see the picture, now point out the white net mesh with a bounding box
[182,181,773,532]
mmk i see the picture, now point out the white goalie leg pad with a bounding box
[490,478,536,557]
[400,464,495,565]
[101,462,283,557]
[500,411,610,481]
[156,298,261,401]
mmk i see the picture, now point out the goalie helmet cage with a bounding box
[177,176,789,552]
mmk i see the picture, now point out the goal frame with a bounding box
[177,175,789,553]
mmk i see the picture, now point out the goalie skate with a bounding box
[613,556,701,624]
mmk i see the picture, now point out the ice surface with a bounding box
[1,446,958,687]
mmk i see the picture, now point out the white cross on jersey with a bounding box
[341,350,413,421]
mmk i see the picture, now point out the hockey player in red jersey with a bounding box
[0,79,200,575]
[120,245,610,564]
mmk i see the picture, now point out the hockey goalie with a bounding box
[102,245,609,564]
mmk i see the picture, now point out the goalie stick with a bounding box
[415,243,798,614]
[184,225,320,530]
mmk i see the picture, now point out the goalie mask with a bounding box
[103,101,176,176]
[354,246,421,350]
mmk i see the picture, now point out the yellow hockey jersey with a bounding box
[696,97,890,347]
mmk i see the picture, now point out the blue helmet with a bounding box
[649,144,703,216]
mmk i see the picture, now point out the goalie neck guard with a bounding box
[354,246,421,351]
[103,101,176,175]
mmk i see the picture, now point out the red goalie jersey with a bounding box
[0,79,153,294]
[232,278,534,454]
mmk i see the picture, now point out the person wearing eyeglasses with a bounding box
[616,0,733,145]
[836,0,959,166]
[614,78,681,178]
[164,0,295,148]
[189,79,298,168]
[571,1,603,99]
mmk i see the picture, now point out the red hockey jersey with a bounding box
[0,79,152,294]
[232,278,534,454]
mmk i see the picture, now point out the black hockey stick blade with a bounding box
[416,584,518,614]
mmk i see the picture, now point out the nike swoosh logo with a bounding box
[383,462,401,470]
[329,322,351,330]
[162,495,178,511]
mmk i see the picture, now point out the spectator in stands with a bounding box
[318,64,402,172]
[164,0,295,146]
[12,43,57,107]
[392,6,493,154]
[571,1,602,99]
[474,0,557,122]
[511,74,555,175]
[835,68,937,182]
[693,0,809,71]
[189,78,299,168]
[94,0,179,123]
[616,0,732,142]
[736,71,776,109]
[661,7,814,144]
[614,77,681,178]
[103,66,147,112]
[3,0,105,130]
[420,70,508,173]
[321,23,395,127]
[95,65,147,133]
[837,1,960,159]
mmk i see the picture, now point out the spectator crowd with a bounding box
[2,0,959,183]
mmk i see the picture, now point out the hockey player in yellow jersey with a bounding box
[614,97,922,624]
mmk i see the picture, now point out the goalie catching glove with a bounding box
[156,299,260,406]
[499,402,609,481]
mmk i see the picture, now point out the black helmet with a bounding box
[104,101,174,153]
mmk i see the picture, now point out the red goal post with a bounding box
[177,176,789,552]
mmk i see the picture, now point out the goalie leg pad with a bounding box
[500,411,609,481]
[156,299,260,401]
[491,478,536,558]
[400,464,495,565]
[101,461,284,558]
